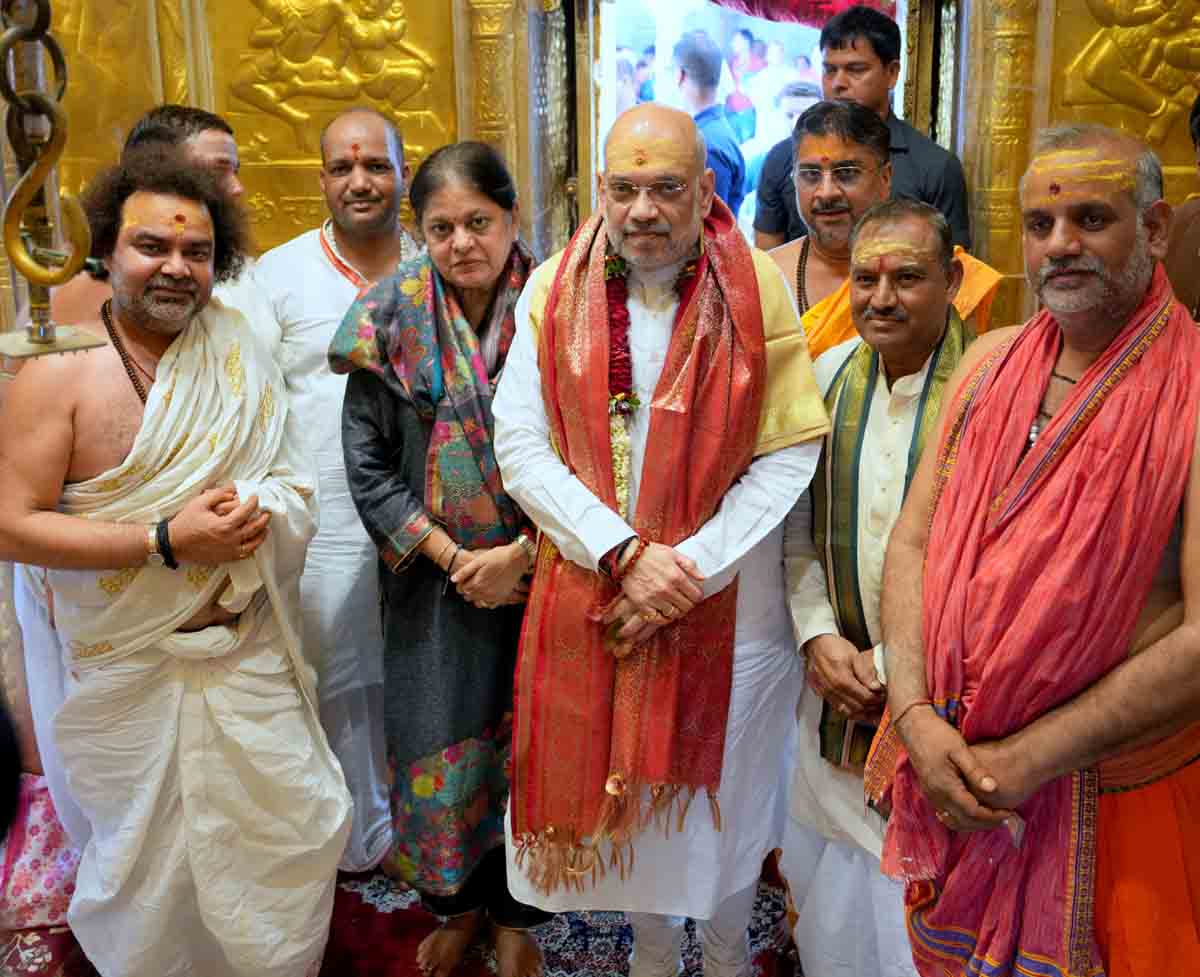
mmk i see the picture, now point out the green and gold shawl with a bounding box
[811,311,973,768]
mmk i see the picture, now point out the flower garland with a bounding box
[604,251,698,519]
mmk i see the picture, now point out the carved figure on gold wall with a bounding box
[230,0,360,147]
[231,0,433,152]
[337,0,433,112]
[1064,0,1200,143]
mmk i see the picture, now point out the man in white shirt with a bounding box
[254,106,422,872]
[782,198,969,977]
[493,103,830,977]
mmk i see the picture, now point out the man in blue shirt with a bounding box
[673,31,746,219]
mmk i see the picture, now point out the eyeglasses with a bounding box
[605,178,689,204]
[793,164,876,190]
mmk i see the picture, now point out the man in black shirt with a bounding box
[752,81,819,250]
[821,5,971,249]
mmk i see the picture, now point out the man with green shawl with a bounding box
[781,198,971,977]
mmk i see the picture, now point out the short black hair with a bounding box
[410,141,517,224]
[851,198,954,274]
[778,80,821,105]
[792,99,891,164]
[820,5,902,66]
[123,105,234,156]
[83,147,248,284]
[1190,91,1200,150]
[673,31,723,92]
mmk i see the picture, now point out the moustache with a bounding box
[621,223,671,236]
[810,199,850,215]
[864,306,909,322]
[1038,256,1104,287]
[145,276,196,295]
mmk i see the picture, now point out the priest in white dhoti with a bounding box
[0,151,350,977]
[493,104,830,977]
[782,199,970,977]
[254,105,421,872]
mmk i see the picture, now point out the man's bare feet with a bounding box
[493,922,544,977]
[416,909,483,977]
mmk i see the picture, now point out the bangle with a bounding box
[447,545,462,576]
[435,537,456,571]
[515,531,537,572]
[601,536,635,579]
[892,698,934,729]
[157,519,179,570]
[613,537,648,585]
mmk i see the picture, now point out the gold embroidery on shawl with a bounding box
[95,464,147,494]
[69,640,114,661]
[256,384,277,433]
[207,432,220,455]
[225,343,245,396]
[161,374,177,409]
[97,566,140,597]
[186,565,216,589]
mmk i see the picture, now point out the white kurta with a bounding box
[254,223,418,871]
[782,335,928,977]
[493,256,820,920]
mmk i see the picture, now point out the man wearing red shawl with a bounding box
[865,123,1200,977]
[492,104,830,977]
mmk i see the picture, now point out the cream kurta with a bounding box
[493,250,820,920]
[46,300,350,977]
[255,223,420,872]
[782,335,925,977]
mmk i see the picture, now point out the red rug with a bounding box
[320,871,799,977]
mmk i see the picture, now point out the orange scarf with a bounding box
[510,200,765,892]
[866,266,1200,976]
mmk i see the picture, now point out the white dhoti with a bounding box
[59,615,349,977]
[781,683,914,977]
[43,298,351,977]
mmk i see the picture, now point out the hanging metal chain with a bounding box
[0,0,98,357]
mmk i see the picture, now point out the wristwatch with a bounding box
[146,524,165,567]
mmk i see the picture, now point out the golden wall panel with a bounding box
[964,0,1200,325]
[212,0,456,251]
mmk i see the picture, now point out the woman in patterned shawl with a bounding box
[329,142,547,977]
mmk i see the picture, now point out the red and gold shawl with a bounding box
[510,200,767,891]
[865,266,1200,976]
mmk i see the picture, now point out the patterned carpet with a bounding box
[320,870,799,977]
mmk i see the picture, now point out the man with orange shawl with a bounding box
[865,123,1200,977]
[492,104,830,977]
[769,100,1001,361]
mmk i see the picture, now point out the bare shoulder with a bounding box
[767,237,803,282]
[960,323,1020,376]
[1,342,107,424]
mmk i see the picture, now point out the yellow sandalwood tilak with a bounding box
[851,237,939,265]
[606,132,696,175]
[121,192,214,238]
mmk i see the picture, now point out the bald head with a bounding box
[319,106,407,241]
[604,104,707,177]
[320,106,404,165]
[599,104,716,274]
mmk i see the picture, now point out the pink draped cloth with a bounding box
[870,266,1200,976]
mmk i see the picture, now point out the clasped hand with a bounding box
[450,543,529,608]
[804,633,884,721]
[899,709,1040,836]
[600,542,704,653]
[170,485,271,565]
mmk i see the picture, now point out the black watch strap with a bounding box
[156,519,179,570]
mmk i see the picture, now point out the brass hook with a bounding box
[2,90,89,288]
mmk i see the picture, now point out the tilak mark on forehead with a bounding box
[851,237,938,264]
[352,143,361,161]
